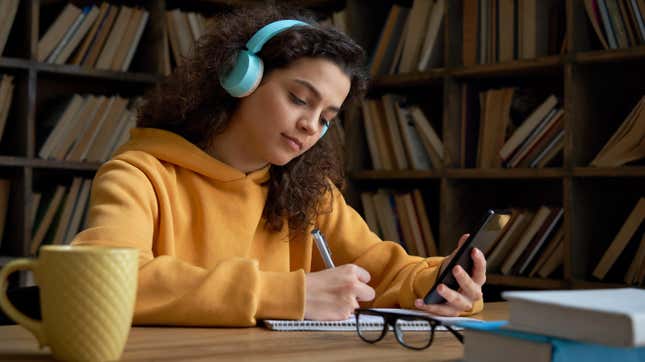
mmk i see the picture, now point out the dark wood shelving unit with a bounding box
[344,0,645,291]
[0,0,343,277]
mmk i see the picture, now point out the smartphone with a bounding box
[423,209,512,304]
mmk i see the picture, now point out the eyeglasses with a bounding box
[354,308,464,350]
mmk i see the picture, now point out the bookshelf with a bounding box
[344,0,645,292]
[0,0,345,286]
[0,0,642,294]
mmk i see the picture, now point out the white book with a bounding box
[53,6,100,64]
[499,95,558,161]
[64,179,92,243]
[500,206,552,275]
[37,3,82,62]
[120,10,149,71]
[417,0,445,71]
[38,95,84,159]
[503,288,645,347]
[0,0,19,55]
[0,74,15,142]
[46,10,87,63]
[264,308,480,331]
[395,104,433,170]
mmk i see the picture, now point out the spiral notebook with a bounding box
[263,308,483,331]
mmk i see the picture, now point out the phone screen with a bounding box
[423,209,511,304]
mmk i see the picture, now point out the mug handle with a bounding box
[0,259,47,347]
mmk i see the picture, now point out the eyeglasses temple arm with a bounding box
[444,324,464,344]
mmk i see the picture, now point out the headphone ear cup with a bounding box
[220,50,264,97]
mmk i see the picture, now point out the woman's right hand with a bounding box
[304,264,375,321]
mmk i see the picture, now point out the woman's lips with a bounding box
[282,133,303,151]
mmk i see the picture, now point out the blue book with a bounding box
[459,320,645,362]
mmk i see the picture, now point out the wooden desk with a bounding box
[0,302,508,361]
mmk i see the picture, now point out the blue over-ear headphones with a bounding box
[220,19,330,138]
[220,20,308,98]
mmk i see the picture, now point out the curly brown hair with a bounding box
[139,5,368,235]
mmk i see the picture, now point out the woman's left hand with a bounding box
[414,233,486,316]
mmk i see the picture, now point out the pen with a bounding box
[311,228,335,269]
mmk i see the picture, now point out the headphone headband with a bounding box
[246,20,309,54]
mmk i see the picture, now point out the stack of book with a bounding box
[29,178,93,254]
[584,0,645,50]
[462,0,566,65]
[38,94,138,163]
[460,89,564,169]
[463,288,645,362]
[360,189,438,257]
[362,96,443,170]
[0,74,14,143]
[590,96,645,167]
[485,206,564,278]
[593,197,645,286]
[368,0,445,77]
[0,0,19,56]
[38,3,149,71]
[164,9,212,73]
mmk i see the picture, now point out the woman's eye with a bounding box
[320,118,331,127]
[289,93,307,106]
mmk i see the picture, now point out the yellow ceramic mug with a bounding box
[0,245,138,361]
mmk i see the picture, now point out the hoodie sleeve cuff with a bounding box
[255,269,305,320]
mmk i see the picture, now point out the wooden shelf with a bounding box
[445,168,566,179]
[0,57,160,83]
[450,55,563,78]
[35,63,161,83]
[27,159,102,171]
[0,157,102,171]
[188,0,345,10]
[572,167,645,178]
[486,274,568,289]
[575,46,645,64]
[0,57,31,70]
[369,69,445,93]
[349,169,442,180]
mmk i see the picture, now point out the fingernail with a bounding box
[453,265,460,274]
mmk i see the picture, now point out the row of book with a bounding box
[0,180,9,249]
[38,94,138,162]
[0,74,14,144]
[164,9,211,74]
[38,3,149,71]
[362,96,443,170]
[30,178,92,255]
[360,189,438,258]
[593,197,645,285]
[0,0,19,56]
[585,0,645,50]
[463,0,566,66]
[460,89,564,169]
[590,95,645,167]
[464,288,645,362]
[484,206,564,278]
[369,0,445,77]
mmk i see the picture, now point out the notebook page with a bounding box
[263,308,484,331]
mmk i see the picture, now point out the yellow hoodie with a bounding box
[72,128,482,326]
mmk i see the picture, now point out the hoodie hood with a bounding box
[116,128,271,184]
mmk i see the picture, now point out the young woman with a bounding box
[72,5,486,326]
